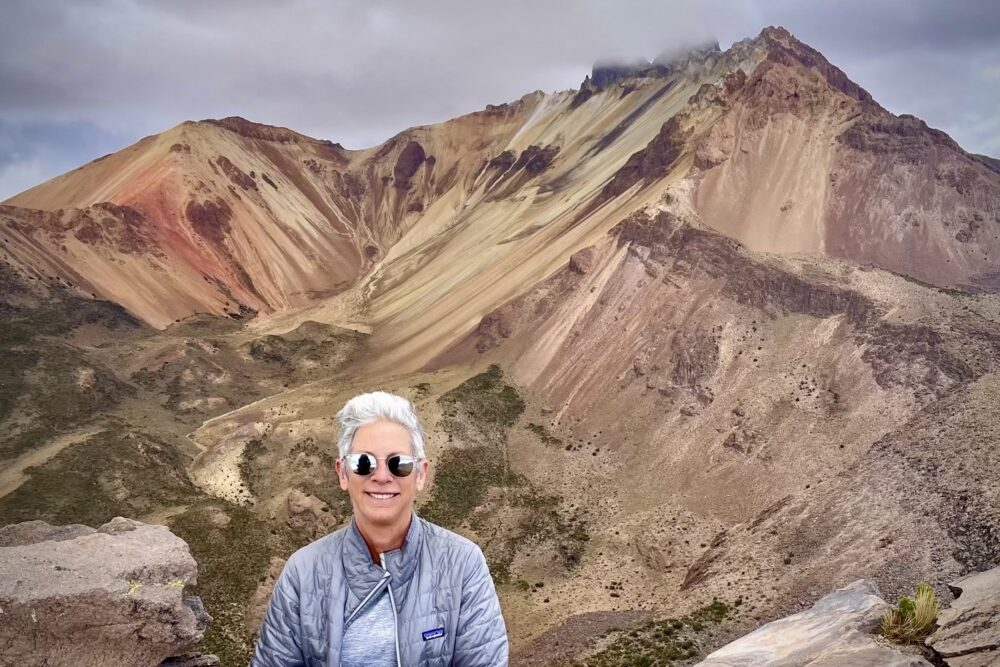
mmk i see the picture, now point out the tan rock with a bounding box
[0,517,208,667]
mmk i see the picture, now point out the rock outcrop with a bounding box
[285,488,339,538]
[928,565,1000,666]
[0,517,213,667]
[695,580,932,666]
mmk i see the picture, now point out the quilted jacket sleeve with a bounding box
[251,557,306,667]
[453,546,509,667]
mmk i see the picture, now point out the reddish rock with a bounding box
[393,141,426,190]
[600,116,687,202]
[568,248,594,275]
[215,156,257,192]
[512,144,560,176]
[186,198,233,247]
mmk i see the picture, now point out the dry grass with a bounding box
[880,582,937,643]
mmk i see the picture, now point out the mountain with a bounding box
[1,26,999,666]
[5,27,998,349]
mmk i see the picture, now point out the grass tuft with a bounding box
[881,582,938,643]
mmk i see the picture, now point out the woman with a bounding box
[252,390,509,666]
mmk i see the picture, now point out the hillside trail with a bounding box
[0,427,105,499]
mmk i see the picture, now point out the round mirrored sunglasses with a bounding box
[344,452,419,478]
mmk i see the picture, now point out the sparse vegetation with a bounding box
[570,601,735,667]
[0,426,199,527]
[242,323,364,379]
[239,438,268,497]
[423,364,589,582]
[286,438,352,522]
[528,421,563,447]
[0,343,132,460]
[170,502,277,667]
[438,364,525,441]
[472,484,590,582]
[0,265,141,459]
[420,445,519,529]
[880,582,938,643]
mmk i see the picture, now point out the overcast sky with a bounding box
[1,0,998,200]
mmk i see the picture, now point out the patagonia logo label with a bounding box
[422,627,445,641]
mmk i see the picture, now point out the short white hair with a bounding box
[335,390,426,459]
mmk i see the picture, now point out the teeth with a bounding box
[368,493,396,500]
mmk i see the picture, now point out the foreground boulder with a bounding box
[695,580,931,666]
[0,517,214,667]
[927,565,1000,666]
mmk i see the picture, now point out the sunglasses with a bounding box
[344,452,420,478]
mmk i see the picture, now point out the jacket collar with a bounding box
[343,510,424,603]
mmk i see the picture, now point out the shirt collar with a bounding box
[343,510,424,601]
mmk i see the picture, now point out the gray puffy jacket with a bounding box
[251,511,508,666]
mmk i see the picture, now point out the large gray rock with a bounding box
[695,580,932,666]
[928,565,1000,666]
[0,517,209,667]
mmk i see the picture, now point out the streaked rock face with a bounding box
[695,580,931,666]
[927,566,1000,665]
[3,26,997,347]
[0,517,210,667]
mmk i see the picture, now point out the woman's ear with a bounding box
[335,458,349,491]
[414,458,429,492]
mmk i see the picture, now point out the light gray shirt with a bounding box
[341,585,396,667]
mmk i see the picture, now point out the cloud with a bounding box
[0,0,998,197]
[0,119,130,200]
[0,156,50,201]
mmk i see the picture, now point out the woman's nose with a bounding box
[371,459,394,482]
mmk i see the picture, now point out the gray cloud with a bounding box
[1,0,998,199]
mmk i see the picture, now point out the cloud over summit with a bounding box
[1,0,998,199]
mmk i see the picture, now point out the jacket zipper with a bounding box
[382,552,402,667]
[344,567,391,626]
[342,554,401,666]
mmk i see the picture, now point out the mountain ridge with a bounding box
[3,26,996,340]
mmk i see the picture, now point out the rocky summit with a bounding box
[0,25,999,666]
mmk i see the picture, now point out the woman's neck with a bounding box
[356,513,412,564]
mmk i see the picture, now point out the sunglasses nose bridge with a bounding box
[371,462,392,482]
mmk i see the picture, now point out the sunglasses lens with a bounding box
[388,455,414,477]
[349,453,376,475]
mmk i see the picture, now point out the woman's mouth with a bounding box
[365,491,400,501]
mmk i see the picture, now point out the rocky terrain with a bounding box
[695,566,1000,666]
[1,25,999,666]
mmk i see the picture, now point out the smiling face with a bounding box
[336,419,428,532]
